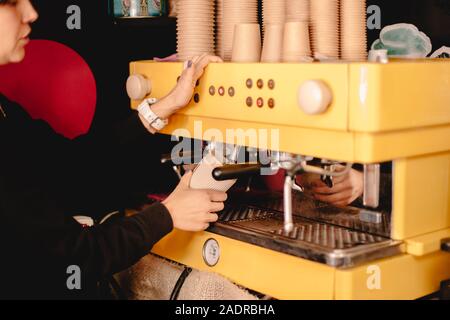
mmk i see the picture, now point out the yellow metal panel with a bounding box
[353,125,450,163]
[349,61,450,132]
[130,61,180,101]
[335,252,450,300]
[162,115,450,163]
[152,230,450,300]
[130,61,450,162]
[152,229,335,300]
[406,229,450,256]
[132,62,349,131]
[392,153,450,240]
[132,60,450,134]
[162,114,355,162]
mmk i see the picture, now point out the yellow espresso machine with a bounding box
[127,59,450,299]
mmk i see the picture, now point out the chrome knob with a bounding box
[297,80,332,115]
[126,74,152,100]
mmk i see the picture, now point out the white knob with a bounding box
[126,74,152,100]
[297,80,333,115]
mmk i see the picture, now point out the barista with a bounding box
[0,0,224,299]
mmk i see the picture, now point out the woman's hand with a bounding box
[298,166,364,207]
[168,54,223,112]
[162,171,227,232]
[150,54,223,120]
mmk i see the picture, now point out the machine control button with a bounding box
[246,97,253,107]
[298,80,333,115]
[209,86,216,96]
[246,78,253,89]
[268,98,275,108]
[194,93,200,103]
[257,79,264,89]
[257,97,264,108]
[228,87,235,97]
[268,79,275,90]
[218,86,225,96]
[202,238,220,267]
[126,74,152,100]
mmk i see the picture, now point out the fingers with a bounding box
[195,212,218,233]
[180,55,222,88]
[313,189,353,204]
[192,53,207,65]
[204,213,219,223]
[313,181,350,195]
[197,54,223,67]
[180,61,196,83]
[333,201,351,208]
[178,171,193,188]
[194,55,222,79]
[311,180,328,188]
[330,172,349,184]
[182,54,216,72]
[182,164,197,172]
[209,201,225,213]
[206,190,228,202]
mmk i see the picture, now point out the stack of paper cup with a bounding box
[215,0,224,58]
[177,0,215,61]
[282,21,312,62]
[286,0,310,22]
[263,0,286,32]
[232,23,262,62]
[261,24,284,62]
[341,0,367,61]
[222,0,258,61]
[310,0,340,60]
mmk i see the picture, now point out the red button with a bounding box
[218,86,225,96]
[257,98,264,108]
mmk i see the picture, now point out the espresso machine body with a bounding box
[127,60,450,299]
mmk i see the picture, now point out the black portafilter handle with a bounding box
[442,238,450,253]
[212,164,263,181]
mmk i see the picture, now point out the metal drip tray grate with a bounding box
[210,203,403,268]
[223,190,391,237]
[219,206,276,222]
[271,222,387,250]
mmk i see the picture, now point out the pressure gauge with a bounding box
[202,238,220,267]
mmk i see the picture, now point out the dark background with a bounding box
[31,0,176,126]
[29,0,180,195]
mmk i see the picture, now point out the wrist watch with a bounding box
[137,98,169,131]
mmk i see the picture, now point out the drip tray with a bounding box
[209,205,403,269]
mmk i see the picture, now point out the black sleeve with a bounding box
[0,180,173,280]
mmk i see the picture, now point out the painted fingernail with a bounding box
[187,60,193,68]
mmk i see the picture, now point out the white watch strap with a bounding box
[137,98,168,131]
